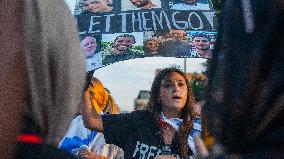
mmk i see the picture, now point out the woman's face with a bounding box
[159,72,188,112]
[85,0,108,12]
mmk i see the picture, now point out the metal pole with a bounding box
[184,58,187,73]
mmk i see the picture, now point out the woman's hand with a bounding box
[78,149,109,159]
[194,136,209,158]
[81,89,104,132]
[154,155,177,159]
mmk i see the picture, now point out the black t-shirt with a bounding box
[102,110,192,159]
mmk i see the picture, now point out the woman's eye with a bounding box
[178,83,185,87]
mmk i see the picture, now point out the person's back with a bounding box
[205,0,284,158]
[0,0,86,158]
[0,1,26,158]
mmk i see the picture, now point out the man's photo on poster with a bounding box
[121,0,161,11]
[80,34,103,71]
[101,32,144,65]
[170,0,211,10]
[187,31,217,58]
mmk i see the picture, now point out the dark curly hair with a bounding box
[146,67,196,158]
[113,34,136,44]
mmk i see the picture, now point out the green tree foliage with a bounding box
[132,45,143,51]
[101,41,112,50]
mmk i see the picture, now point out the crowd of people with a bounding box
[1,0,283,159]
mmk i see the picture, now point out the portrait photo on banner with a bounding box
[170,0,211,10]
[121,0,161,11]
[80,34,103,72]
[101,32,144,66]
[155,29,192,57]
[187,31,217,58]
[74,0,113,15]
[74,0,217,72]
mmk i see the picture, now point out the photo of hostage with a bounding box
[103,34,143,65]
[144,38,160,56]
[59,77,124,159]
[130,0,157,9]
[158,30,192,57]
[80,36,103,72]
[83,0,112,13]
[171,0,210,10]
[82,67,203,159]
[121,0,160,11]
[190,34,212,58]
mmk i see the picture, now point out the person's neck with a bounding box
[149,51,158,55]
[162,108,180,119]
[197,49,210,57]
[86,54,95,59]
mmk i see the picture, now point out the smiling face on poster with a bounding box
[80,36,97,58]
[101,32,144,66]
[171,0,211,10]
[83,0,113,13]
[80,35,103,71]
[112,35,136,53]
[121,0,161,11]
[74,0,216,72]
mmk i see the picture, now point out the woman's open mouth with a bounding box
[172,95,182,101]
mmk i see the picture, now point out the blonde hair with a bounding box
[85,77,120,114]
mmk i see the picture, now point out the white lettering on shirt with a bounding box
[132,141,181,159]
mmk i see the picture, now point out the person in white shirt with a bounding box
[80,36,103,71]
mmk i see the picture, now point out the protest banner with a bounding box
[75,0,217,72]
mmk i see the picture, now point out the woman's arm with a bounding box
[82,90,104,132]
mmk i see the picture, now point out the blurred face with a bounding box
[193,36,210,50]
[170,30,186,41]
[113,37,135,52]
[80,37,97,58]
[146,39,159,53]
[84,0,108,12]
[159,72,188,112]
[130,0,147,7]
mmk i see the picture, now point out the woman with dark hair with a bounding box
[82,67,200,158]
